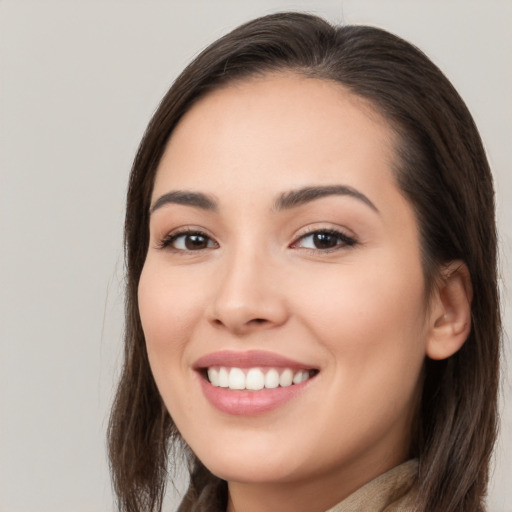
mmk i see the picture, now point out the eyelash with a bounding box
[157,228,218,251]
[157,228,357,253]
[291,228,357,252]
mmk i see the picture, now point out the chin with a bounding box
[204,455,304,485]
[180,427,307,484]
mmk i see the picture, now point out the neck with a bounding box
[225,455,407,512]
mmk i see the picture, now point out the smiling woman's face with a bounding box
[138,74,431,506]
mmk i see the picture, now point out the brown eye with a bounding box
[311,232,339,249]
[182,234,210,250]
[161,231,218,251]
[294,230,356,251]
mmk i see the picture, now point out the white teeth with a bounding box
[218,367,229,388]
[207,366,313,390]
[293,370,309,384]
[229,368,245,390]
[279,369,293,387]
[246,368,265,390]
[207,368,219,387]
[264,368,280,389]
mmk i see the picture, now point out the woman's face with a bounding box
[139,74,430,499]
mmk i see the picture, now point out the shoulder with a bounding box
[327,459,418,512]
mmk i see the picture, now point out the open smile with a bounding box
[206,366,316,390]
[194,350,319,415]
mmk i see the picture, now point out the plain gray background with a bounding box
[0,1,510,511]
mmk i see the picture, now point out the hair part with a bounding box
[108,12,500,512]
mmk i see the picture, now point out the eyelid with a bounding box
[154,224,357,253]
[156,227,219,251]
[290,226,358,251]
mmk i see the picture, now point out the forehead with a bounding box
[153,73,398,201]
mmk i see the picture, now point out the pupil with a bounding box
[314,232,337,249]
[185,234,207,250]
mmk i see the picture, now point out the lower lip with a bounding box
[198,375,312,416]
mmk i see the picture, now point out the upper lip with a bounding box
[193,350,316,370]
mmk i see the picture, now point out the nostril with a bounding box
[210,316,271,333]
[245,318,271,329]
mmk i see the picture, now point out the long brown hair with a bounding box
[108,12,500,512]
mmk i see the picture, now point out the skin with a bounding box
[138,74,468,512]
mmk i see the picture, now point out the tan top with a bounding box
[325,460,418,512]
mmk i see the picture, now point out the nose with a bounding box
[207,248,289,335]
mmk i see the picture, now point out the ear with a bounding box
[426,261,473,360]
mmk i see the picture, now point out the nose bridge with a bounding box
[209,240,287,333]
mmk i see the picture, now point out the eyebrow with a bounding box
[274,185,379,213]
[150,191,218,214]
[150,184,378,215]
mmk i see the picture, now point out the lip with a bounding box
[194,350,318,416]
[193,349,313,370]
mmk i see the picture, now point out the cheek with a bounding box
[295,254,428,377]
[290,258,427,452]
[137,261,204,369]
[306,259,424,320]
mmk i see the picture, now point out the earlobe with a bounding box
[426,261,473,360]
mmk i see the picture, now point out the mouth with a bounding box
[204,366,318,391]
[193,350,319,415]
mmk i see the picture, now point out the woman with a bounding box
[108,12,500,512]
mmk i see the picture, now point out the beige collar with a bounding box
[325,459,418,512]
